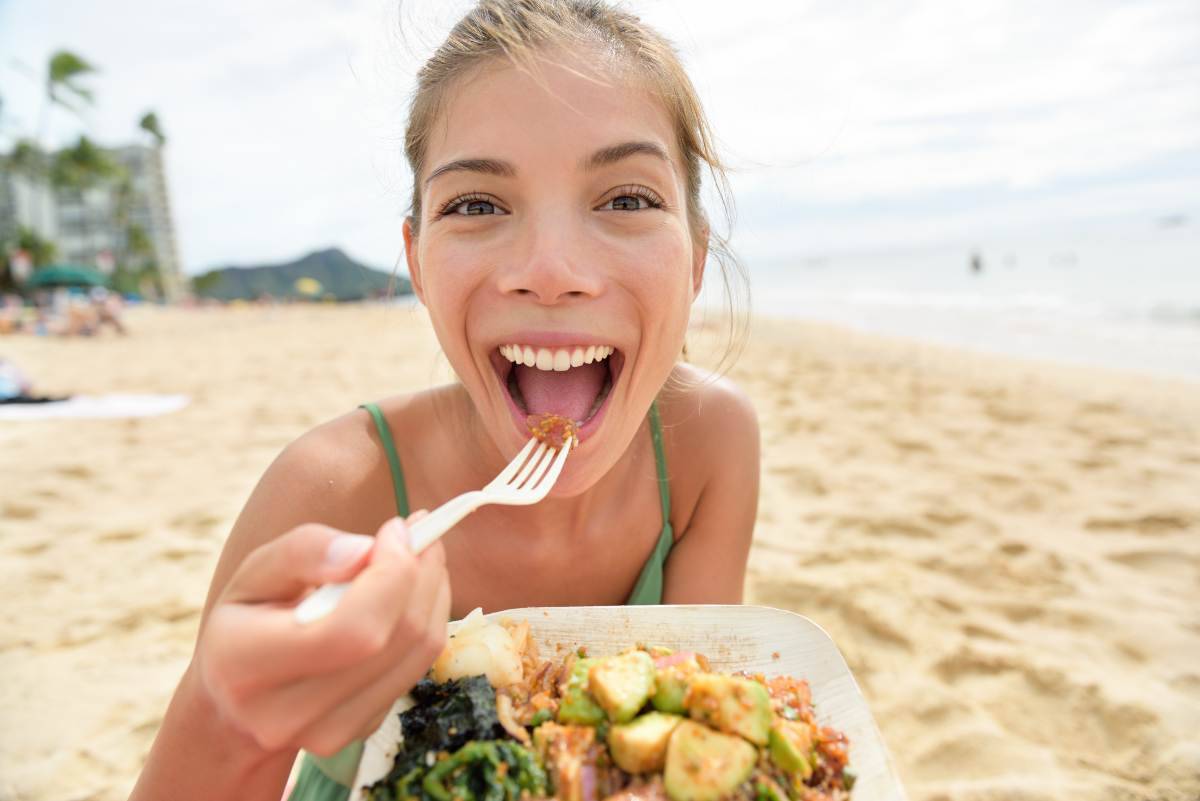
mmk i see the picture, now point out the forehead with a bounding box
[426,49,680,177]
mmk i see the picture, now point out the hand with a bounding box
[194,514,451,757]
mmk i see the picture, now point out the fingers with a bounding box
[209,517,434,695]
[199,513,450,754]
[242,536,448,740]
[223,523,375,605]
[297,573,450,756]
[328,518,441,641]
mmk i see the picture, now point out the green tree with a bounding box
[50,136,121,260]
[138,111,166,146]
[0,227,56,291]
[6,139,47,180]
[16,226,58,266]
[50,136,118,190]
[46,51,98,116]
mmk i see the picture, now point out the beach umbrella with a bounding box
[26,264,109,288]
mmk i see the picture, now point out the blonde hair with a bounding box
[404,0,747,371]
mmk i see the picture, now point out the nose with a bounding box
[496,214,604,305]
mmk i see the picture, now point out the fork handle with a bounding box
[293,492,481,625]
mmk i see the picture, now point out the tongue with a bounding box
[514,361,608,422]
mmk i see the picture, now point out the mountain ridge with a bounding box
[192,247,411,301]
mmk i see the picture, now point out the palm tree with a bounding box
[135,109,175,299]
[25,51,99,248]
[45,51,97,120]
[138,111,166,147]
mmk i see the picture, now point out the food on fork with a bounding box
[527,413,580,449]
[364,611,855,801]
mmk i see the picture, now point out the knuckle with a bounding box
[288,523,326,552]
[419,620,448,662]
[398,610,424,640]
[250,718,295,753]
[422,630,447,663]
[341,623,388,660]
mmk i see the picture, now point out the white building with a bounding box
[0,142,183,300]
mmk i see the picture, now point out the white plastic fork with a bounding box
[293,436,572,624]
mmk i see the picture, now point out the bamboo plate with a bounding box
[353,605,907,801]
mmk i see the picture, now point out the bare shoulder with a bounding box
[201,393,427,616]
[651,363,760,540]
[657,363,760,472]
[655,364,760,601]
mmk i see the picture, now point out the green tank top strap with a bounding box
[360,402,410,517]
[624,400,675,606]
[289,741,361,801]
[648,400,672,527]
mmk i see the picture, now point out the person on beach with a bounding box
[131,2,760,799]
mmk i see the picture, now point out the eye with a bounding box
[437,193,508,218]
[598,185,665,212]
[457,199,498,215]
[607,195,649,211]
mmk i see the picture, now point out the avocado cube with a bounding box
[683,674,771,745]
[557,658,606,726]
[652,653,702,714]
[664,720,757,801]
[768,719,814,780]
[607,712,684,773]
[587,651,656,723]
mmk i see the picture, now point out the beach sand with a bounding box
[1,304,1198,800]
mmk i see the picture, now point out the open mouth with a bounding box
[491,343,624,442]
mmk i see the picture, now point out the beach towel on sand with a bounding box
[0,394,189,421]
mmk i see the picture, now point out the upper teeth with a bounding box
[500,344,615,371]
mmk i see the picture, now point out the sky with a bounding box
[1,0,1198,274]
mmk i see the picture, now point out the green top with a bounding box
[287,402,675,801]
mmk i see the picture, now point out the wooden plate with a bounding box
[353,605,907,801]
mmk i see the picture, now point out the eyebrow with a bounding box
[584,140,672,169]
[424,141,671,187]
[424,158,515,187]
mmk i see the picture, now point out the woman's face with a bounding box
[405,50,704,495]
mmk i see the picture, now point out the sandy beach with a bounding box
[1,304,1198,801]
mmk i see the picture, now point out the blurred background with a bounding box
[2,0,1197,372]
[2,2,1199,801]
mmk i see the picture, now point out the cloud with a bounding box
[2,0,1197,270]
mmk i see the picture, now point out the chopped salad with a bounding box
[365,611,853,801]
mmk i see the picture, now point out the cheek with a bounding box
[625,236,694,332]
[417,242,491,368]
[420,241,486,317]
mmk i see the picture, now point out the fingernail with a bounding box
[324,534,374,568]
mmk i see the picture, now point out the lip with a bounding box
[486,335,625,446]
[493,330,614,349]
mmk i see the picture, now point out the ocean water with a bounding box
[742,229,1200,381]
